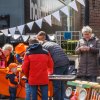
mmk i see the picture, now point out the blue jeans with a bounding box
[25,83,31,100]
[9,86,17,100]
[30,85,48,100]
[53,65,69,100]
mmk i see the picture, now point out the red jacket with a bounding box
[22,44,54,85]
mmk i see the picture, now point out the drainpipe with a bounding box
[84,0,89,26]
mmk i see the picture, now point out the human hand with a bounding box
[79,46,86,51]
[79,46,90,51]
[83,46,90,51]
[18,82,20,85]
[85,47,90,51]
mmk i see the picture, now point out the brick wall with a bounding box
[82,0,100,38]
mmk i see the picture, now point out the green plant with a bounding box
[61,40,78,55]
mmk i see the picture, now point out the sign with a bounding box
[64,32,71,40]
[30,0,41,20]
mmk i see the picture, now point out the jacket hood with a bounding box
[27,43,41,51]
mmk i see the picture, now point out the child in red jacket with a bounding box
[6,63,18,100]
[22,37,54,100]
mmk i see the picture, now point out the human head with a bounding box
[28,37,39,45]
[8,63,17,73]
[36,31,46,41]
[2,44,13,56]
[15,43,27,55]
[82,26,92,39]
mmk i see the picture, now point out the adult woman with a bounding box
[2,44,15,66]
[75,26,99,82]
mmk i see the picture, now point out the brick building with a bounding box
[88,0,100,38]
[0,0,100,37]
[75,0,100,38]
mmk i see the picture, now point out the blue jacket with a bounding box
[42,41,69,68]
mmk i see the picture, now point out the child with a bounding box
[6,63,18,100]
[22,37,53,100]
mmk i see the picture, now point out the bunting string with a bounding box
[0,0,85,42]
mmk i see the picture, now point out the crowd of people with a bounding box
[0,25,100,100]
[0,31,69,100]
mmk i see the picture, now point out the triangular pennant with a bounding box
[44,15,52,26]
[27,21,34,30]
[69,0,78,12]
[9,27,16,36]
[22,35,29,42]
[29,34,36,38]
[13,34,21,40]
[77,0,85,6]
[1,29,8,36]
[52,11,60,22]
[17,25,25,35]
[60,6,69,16]
[8,34,11,36]
[49,35,55,41]
[35,19,43,29]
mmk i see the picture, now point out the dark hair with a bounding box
[28,37,39,45]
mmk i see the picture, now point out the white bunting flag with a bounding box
[1,29,8,36]
[35,18,43,29]
[8,34,11,36]
[49,35,55,41]
[13,34,21,40]
[9,27,16,36]
[69,0,78,12]
[60,6,69,16]
[44,15,52,26]
[29,35,36,38]
[27,21,34,30]
[52,11,60,22]
[22,35,29,42]
[17,25,25,35]
[77,0,85,6]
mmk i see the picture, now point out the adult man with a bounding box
[37,31,69,100]
[22,37,53,100]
